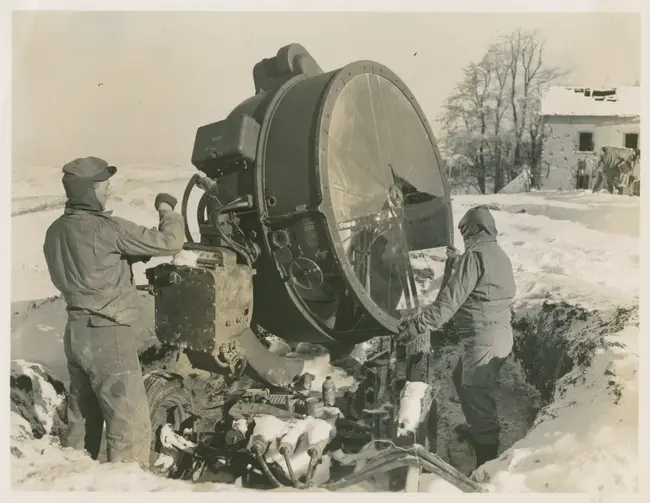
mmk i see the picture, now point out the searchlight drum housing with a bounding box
[189,44,453,345]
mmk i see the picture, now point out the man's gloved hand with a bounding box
[445,245,461,270]
[155,193,178,212]
[446,246,461,260]
[396,316,424,343]
[127,256,151,265]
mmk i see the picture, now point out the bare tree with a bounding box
[482,43,511,192]
[526,70,562,188]
[439,61,493,193]
[504,29,565,180]
[440,28,564,193]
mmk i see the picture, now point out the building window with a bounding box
[578,132,594,152]
[624,133,639,150]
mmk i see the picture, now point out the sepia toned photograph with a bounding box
[7,4,642,494]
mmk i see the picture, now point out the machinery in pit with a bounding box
[142,44,480,492]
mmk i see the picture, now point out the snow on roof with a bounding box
[540,86,640,117]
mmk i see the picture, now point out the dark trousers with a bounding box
[576,174,590,190]
[452,353,506,446]
[63,317,152,466]
[592,171,615,193]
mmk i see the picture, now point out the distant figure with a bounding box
[576,159,588,190]
[631,149,641,196]
[592,146,638,194]
[616,148,641,195]
[398,205,516,469]
[42,157,185,467]
[591,147,609,192]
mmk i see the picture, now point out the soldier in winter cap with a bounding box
[43,156,184,467]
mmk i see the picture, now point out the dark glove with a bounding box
[396,316,424,342]
[446,246,461,260]
[155,193,178,211]
[446,246,461,269]
[127,256,151,265]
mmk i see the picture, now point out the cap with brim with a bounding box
[62,156,117,182]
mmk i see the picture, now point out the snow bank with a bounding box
[10,360,67,439]
[476,320,638,492]
[10,411,243,491]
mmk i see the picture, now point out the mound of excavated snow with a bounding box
[9,360,239,491]
[11,411,242,491]
[10,360,68,441]
[473,312,638,492]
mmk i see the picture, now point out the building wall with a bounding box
[541,115,640,190]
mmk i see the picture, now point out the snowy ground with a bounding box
[9,164,640,493]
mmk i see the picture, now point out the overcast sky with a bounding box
[12,11,640,168]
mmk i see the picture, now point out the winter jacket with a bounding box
[43,181,185,325]
[409,205,516,336]
[596,146,637,179]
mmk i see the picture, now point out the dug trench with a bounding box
[427,300,637,478]
[10,295,637,489]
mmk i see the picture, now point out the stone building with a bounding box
[540,86,640,190]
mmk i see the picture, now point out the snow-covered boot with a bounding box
[474,442,498,468]
[454,422,472,440]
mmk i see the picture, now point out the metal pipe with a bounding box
[209,196,254,268]
[253,449,282,488]
[326,453,482,492]
[304,449,320,484]
[324,455,418,491]
[412,445,485,493]
[373,443,483,492]
[181,174,203,243]
[279,447,311,489]
[280,448,297,484]
[324,444,485,493]
[237,328,305,389]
